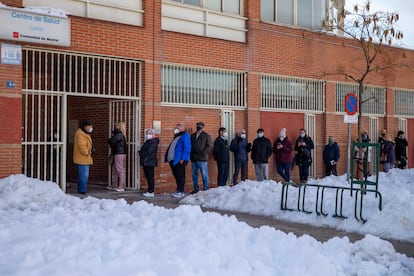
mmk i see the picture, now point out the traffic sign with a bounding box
[344,93,358,115]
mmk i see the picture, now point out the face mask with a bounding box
[88,127,93,133]
[173,128,179,135]
[280,137,285,141]
[258,133,264,138]
[328,139,333,145]
[146,134,153,140]
[222,132,228,139]
[240,134,246,139]
[300,133,305,138]
[196,126,203,131]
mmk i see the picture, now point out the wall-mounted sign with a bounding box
[0,6,70,47]
[6,81,16,88]
[1,43,22,65]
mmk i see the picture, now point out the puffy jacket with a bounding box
[73,128,93,165]
[213,137,229,164]
[139,137,159,167]
[108,129,127,155]
[190,131,212,162]
[251,136,272,164]
[395,137,408,159]
[230,136,251,161]
[273,137,293,164]
[164,132,191,166]
[323,142,340,164]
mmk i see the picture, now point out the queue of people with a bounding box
[74,118,408,197]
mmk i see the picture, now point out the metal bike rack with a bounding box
[280,183,382,223]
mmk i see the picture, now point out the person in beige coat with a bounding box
[73,119,94,194]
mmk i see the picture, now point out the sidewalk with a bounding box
[68,184,414,258]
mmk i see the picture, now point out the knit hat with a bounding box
[279,128,286,138]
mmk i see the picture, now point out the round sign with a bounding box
[344,93,358,115]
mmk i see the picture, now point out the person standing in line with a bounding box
[395,130,408,169]
[382,135,396,173]
[107,121,127,192]
[251,128,273,181]
[322,135,340,176]
[165,123,191,198]
[294,128,314,183]
[230,129,251,185]
[139,128,159,198]
[73,119,94,195]
[213,127,230,186]
[190,121,212,194]
[273,128,293,183]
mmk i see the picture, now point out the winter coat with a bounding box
[108,129,127,155]
[73,128,93,165]
[395,137,408,159]
[251,136,272,164]
[323,142,340,164]
[213,137,230,164]
[294,135,314,165]
[273,137,293,164]
[190,131,212,162]
[382,140,396,164]
[139,138,159,167]
[230,136,251,161]
[164,131,191,166]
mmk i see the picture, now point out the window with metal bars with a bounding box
[395,89,414,117]
[260,74,324,112]
[170,0,242,15]
[161,64,246,108]
[335,83,385,115]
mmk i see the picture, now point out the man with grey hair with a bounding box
[165,123,191,198]
[139,128,159,197]
[230,128,251,185]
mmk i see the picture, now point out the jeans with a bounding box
[254,163,268,181]
[276,162,291,182]
[217,162,229,186]
[143,166,155,193]
[170,161,187,193]
[233,159,247,185]
[384,162,394,173]
[112,154,126,189]
[192,161,209,191]
[298,163,310,181]
[77,164,90,193]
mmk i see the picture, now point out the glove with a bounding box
[91,146,96,156]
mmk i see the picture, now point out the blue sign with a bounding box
[344,93,358,115]
[6,81,15,88]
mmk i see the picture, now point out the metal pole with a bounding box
[347,123,351,182]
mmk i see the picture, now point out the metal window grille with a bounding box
[161,64,246,108]
[170,0,243,15]
[395,89,414,117]
[23,48,142,98]
[260,74,324,112]
[335,83,385,115]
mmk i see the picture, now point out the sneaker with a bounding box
[114,188,125,192]
[190,189,199,194]
[143,192,154,198]
[172,191,185,198]
[106,186,114,190]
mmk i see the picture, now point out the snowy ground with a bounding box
[0,172,413,275]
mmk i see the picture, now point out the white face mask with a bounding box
[240,134,246,139]
[146,134,153,140]
[173,128,179,135]
[88,127,93,133]
[280,137,285,141]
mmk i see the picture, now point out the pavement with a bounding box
[67,184,414,258]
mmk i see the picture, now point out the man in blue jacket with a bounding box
[323,136,340,176]
[165,123,191,198]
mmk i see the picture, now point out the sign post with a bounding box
[344,93,358,182]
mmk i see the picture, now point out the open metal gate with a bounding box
[109,100,140,189]
[305,114,316,178]
[221,110,235,185]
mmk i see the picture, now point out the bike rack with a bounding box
[281,183,382,223]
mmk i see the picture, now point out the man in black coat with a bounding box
[190,121,212,193]
[395,130,408,169]
[251,128,273,181]
[322,136,340,176]
[139,128,159,197]
[230,129,251,185]
[213,127,230,186]
[294,128,314,183]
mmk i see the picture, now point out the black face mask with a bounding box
[196,126,203,131]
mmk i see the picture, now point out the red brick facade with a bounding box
[1,1,414,193]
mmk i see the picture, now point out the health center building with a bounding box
[1,0,414,193]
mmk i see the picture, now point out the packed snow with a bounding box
[0,172,413,275]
